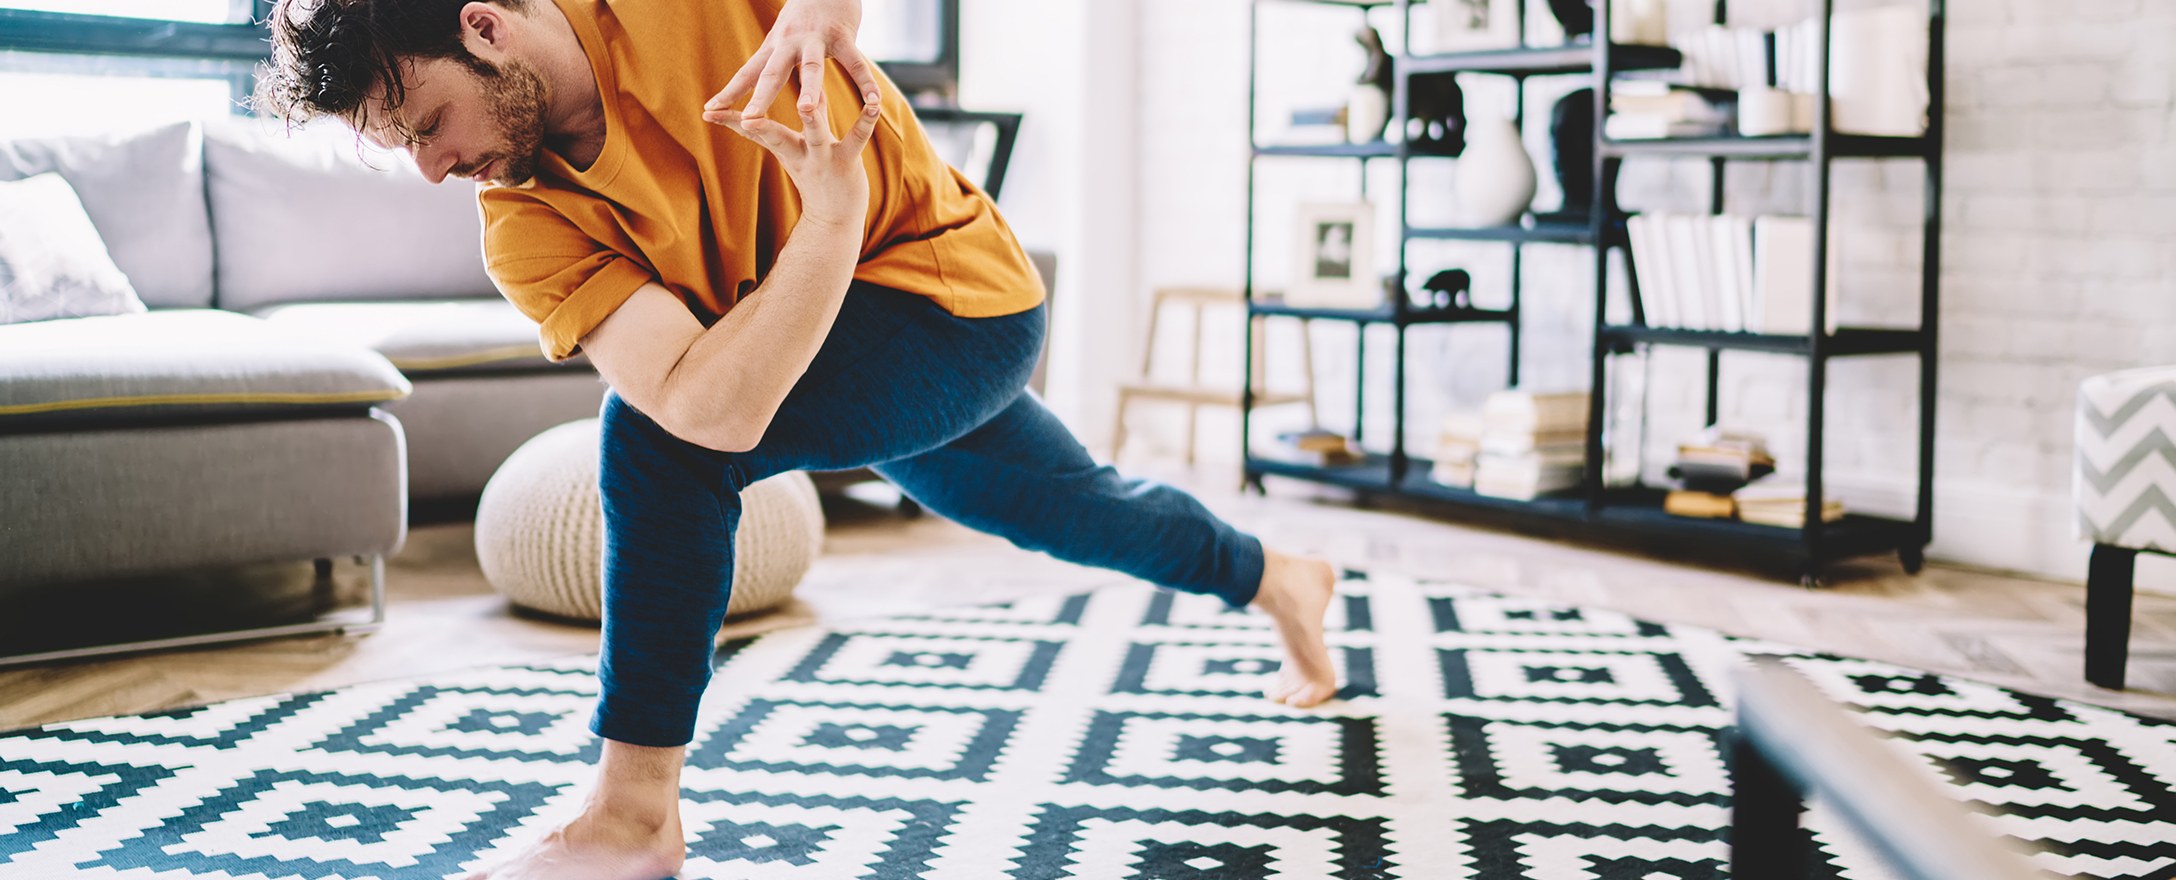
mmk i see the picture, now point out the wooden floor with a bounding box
[3,466,2172,730]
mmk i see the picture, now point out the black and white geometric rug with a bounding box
[2,571,2172,879]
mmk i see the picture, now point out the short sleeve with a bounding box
[479,186,654,362]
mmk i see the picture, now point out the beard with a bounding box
[459,54,549,187]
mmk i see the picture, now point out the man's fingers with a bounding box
[741,50,797,119]
[833,43,884,111]
[708,45,769,112]
[841,98,880,153]
[725,114,806,155]
[796,43,828,115]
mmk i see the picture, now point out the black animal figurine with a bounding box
[1419,268,1475,311]
[1405,73,1467,156]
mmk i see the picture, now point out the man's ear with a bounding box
[458,1,512,59]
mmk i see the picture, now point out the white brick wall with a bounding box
[1104,0,2176,585]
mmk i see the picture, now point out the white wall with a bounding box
[1049,0,2176,587]
[957,0,1138,446]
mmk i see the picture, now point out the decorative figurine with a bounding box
[1406,73,1467,155]
[1533,88,1596,227]
[1419,268,1475,311]
[1546,0,1593,40]
[1348,26,1394,143]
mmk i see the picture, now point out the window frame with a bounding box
[0,1,960,107]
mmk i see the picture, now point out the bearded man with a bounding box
[256,1,1340,876]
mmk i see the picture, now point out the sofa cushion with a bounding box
[0,121,214,310]
[0,309,411,426]
[254,299,589,375]
[202,118,497,312]
[0,173,147,325]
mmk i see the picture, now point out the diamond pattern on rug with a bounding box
[76,767,558,878]
[0,572,2171,879]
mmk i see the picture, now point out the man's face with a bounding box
[363,53,547,187]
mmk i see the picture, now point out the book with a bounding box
[1278,428,1356,454]
[1482,390,1590,435]
[1604,116,1731,140]
[1263,429,1364,467]
[1664,490,1736,519]
[1752,216,1839,336]
[1479,429,1588,457]
[1628,215,1678,328]
[1733,480,1845,527]
[1665,215,1711,330]
[1430,458,1477,488]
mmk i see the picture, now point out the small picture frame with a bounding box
[1287,202,1379,310]
[1431,0,1522,53]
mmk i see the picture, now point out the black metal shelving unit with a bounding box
[1239,0,1944,586]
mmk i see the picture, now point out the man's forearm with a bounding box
[659,215,862,451]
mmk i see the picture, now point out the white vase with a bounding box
[1346,86,1389,144]
[1455,116,1536,228]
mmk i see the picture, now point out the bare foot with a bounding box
[1251,548,1339,708]
[457,809,685,880]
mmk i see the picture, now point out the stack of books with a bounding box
[1734,480,1846,528]
[1605,81,1732,140]
[1663,427,1775,519]
[1266,428,1364,467]
[1429,411,1485,488]
[1625,213,1837,337]
[1474,390,1589,500]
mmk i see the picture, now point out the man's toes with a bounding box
[1286,683,1336,708]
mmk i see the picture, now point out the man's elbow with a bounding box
[657,395,764,454]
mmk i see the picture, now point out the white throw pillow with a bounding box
[0,172,148,325]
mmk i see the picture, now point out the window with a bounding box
[0,0,249,25]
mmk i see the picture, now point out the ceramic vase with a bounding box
[1455,116,1536,227]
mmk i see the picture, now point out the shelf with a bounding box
[1407,222,1596,244]
[1404,42,1683,77]
[1248,296,1516,326]
[1253,142,1397,159]
[1400,473,1591,518]
[1601,134,1932,159]
[1586,487,1920,560]
[1600,325,1926,356]
[1247,454,1394,491]
[1243,454,1921,566]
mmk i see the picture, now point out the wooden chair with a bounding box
[1110,287,1316,465]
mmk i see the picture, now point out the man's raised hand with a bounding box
[704,0,882,127]
[710,88,880,231]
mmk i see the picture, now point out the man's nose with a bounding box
[413,145,457,185]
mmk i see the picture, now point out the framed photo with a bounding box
[1432,0,1522,53]
[1287,202,1379,310]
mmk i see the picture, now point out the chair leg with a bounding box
[1109,390,1132,463]
[2086,543,2138,690]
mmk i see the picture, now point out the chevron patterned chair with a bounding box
[2075,366,2176,689]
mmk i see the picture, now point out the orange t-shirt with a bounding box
[481,0,1044,363]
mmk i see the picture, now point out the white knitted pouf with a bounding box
[474,419,824,629]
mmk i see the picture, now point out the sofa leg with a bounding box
[2086,543,2137,690]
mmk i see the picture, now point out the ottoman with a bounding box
[2074,365,2176,689]
[474,419,824,634]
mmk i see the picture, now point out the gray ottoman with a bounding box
[475,419,824,631]
[2076,366,2176,689]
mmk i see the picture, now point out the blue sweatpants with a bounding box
[592,282,1266,747]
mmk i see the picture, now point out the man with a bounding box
[257,1,1338,876]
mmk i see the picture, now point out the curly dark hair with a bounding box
[253,0,529,137]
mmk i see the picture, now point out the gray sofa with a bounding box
[0,118,608,664]
[0,114,1050,666]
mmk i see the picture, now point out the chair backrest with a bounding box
[1731,663,2048,880]
[911,106,1022,200]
